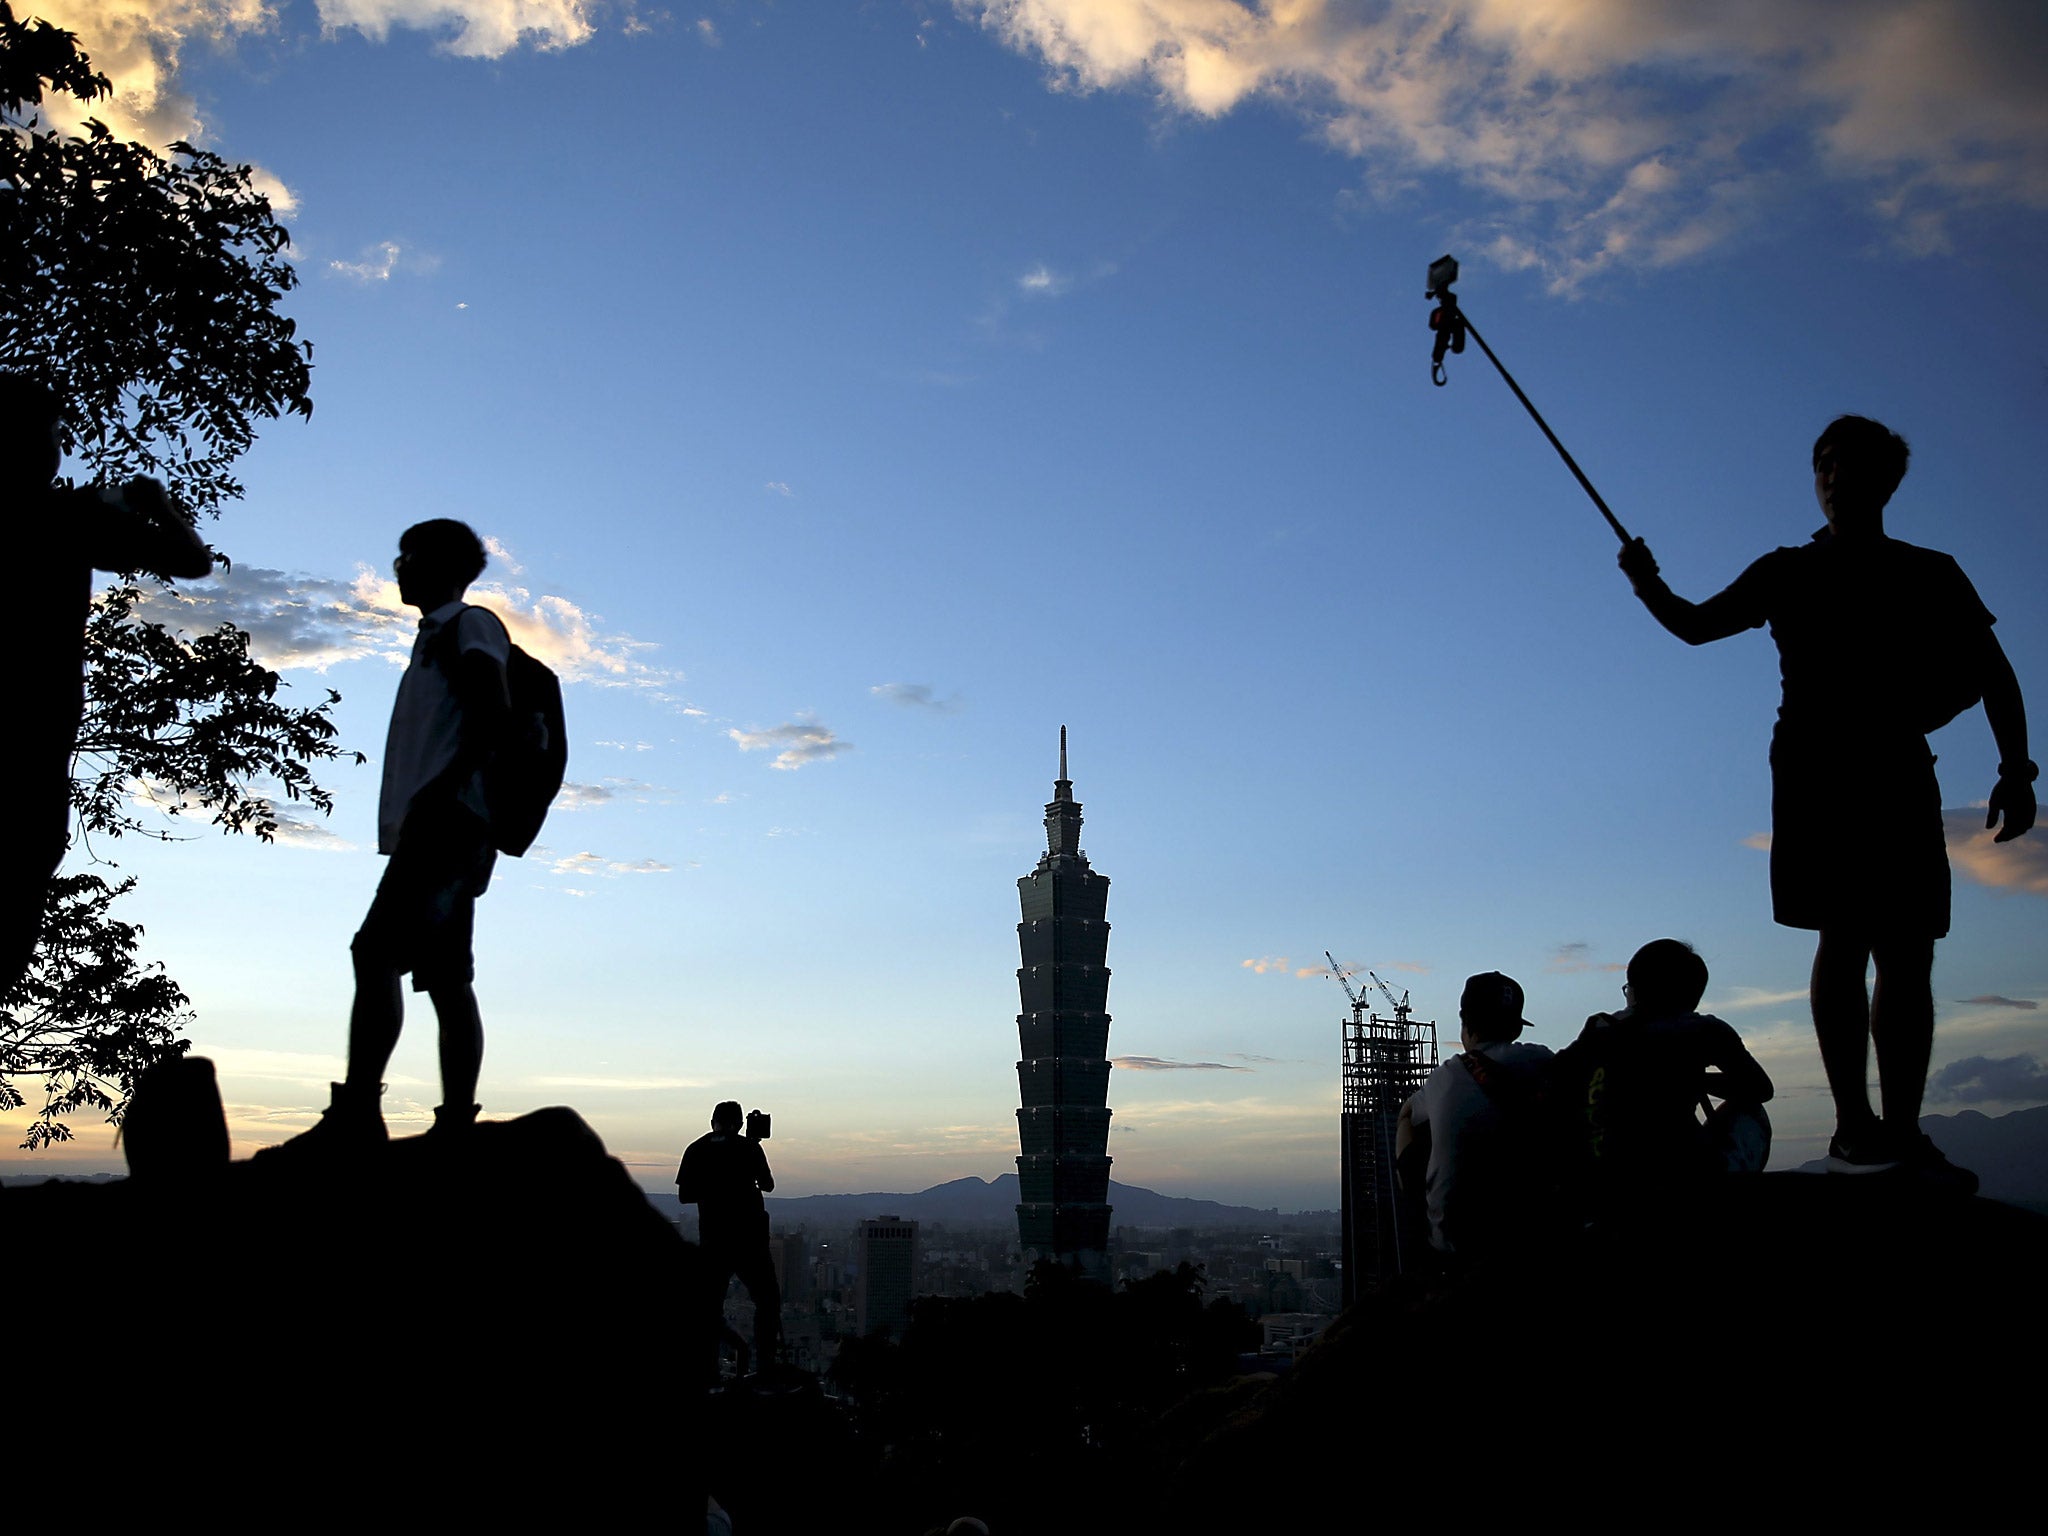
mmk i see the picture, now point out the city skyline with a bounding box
[4,3,2046,1210]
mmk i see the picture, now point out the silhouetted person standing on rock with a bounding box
[307,519,510,1146]
[1620,416,2033,1187]
[4,373,212,997]
[677,1101,782,1373]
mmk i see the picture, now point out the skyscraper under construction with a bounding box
[1335,963,1438,1306]
[1013,728,1114,1276]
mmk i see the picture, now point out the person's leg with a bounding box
[346,951,405,1093]
[1869,933,1936,1132]
[1704,1101,1772,1174]
[1810,929,1879,1142]
[427,980,484,1114]
[736,1243,784,1365]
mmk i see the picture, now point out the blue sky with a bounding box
[9,1,2048,1209]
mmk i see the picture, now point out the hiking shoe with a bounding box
[427,1102,481,1136]
[1901,1132,1978,1196]
[1825,1130,1901,1174]
[265,1081,387,1158]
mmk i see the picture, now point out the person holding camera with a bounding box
[4,372,213,997]
[676,1100,782,1374]
[1619,415,2033,1187]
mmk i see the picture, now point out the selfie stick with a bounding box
[1426,254,1632,547]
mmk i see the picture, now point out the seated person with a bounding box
[1396,971,1555,1261]
[1552,939,1774,1211]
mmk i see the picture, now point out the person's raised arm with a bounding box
[1619,539,1760,647]
[1981,630,2036,844]
[81,478,213,580]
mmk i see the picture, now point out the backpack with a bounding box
[443,606,567,857]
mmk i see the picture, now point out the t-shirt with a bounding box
[377,601,511,854]
[1409,1039,1554,1256]
[1552,1010,1770,1184]
[1710,529,1995,745]
[676,1130,775,1240]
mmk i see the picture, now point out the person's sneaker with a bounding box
[1825,1129,1902,1174]
[1901,1132,1979,1195]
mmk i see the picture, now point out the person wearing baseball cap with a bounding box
[1396,971,1555,1260]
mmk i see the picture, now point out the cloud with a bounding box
[1017,261,1070,296]
[1293,965,1330,979]
[1712,986,1810,1013]
[765,481,793,497]
[1945,808,2048,898]
[965,0,2048,283]
[1548,941,1625,974]
[1925,1053,2048,1105]
[693,16,717,46]
[133,552,679,694]
[527,1073,709,1091]
[1112,1056,1253,1072]
[28,1,299,207]
[552,777,666,810]
[1742,832,1773,851]
[728,721,847,771]
[255,801,357,849]
[545,851,673,877]
[596,740,654,752]
[871,682,961,713]
[1240,955,1291,975]
[1230,1052,1282,1064]
[315,0,595,58]
[483,535,524,575]
[1957,994,2039,1011]
[330,240,400,282]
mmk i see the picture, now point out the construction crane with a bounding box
[1367,970,1410,1024]
[1325,950,1366,1014]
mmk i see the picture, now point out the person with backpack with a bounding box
[1395,971,1555,1261]
[1618,416,2031,1185]
[308,519,529,1146]
[1550,939,1774,1219]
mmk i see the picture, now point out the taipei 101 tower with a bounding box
[1013,727,1114,1275]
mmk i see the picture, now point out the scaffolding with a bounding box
[1333,961,1438,1306]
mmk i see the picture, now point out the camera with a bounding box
[746,1108,771,1141]
[1427,253,1459,298]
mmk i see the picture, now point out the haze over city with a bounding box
[6,0,2046,1211]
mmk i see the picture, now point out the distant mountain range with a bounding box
[643,1174,1333,1230]
[1795,1104,2048,1209]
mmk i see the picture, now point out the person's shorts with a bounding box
[1769,732,1949,938]
[352,807,497,992]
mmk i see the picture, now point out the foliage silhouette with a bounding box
[0,3,312,519]
[0,5,345,1145]
[0,874,192,1148]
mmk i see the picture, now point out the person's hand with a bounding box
[1618,537,1660,592]
[1988,767,2037,843]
